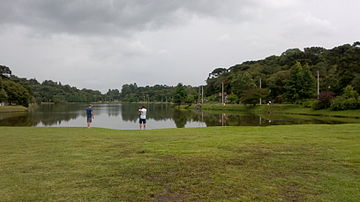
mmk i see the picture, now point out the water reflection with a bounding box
[0,103,359,129]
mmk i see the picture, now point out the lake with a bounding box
[0,103,359,129]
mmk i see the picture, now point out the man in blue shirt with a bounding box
[86,104,94,128]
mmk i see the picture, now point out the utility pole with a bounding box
[198,86,201,103]
[221,82,225,105]
[259,78,262,105]
[317,70,320,99]
[201,85,204,104]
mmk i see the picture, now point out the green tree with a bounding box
[241,88,269,105]
[351,74,360,93]
[0,65,12,78]
[231,71,256,98]
[227,94,239,104]
[284,62,316,102]
[0,65,12,97]
[2,80,31,107]
[267,70,290,103]
[0,88,8,103]
[330,85,360,110]
[342,85,359,99]
[173,83,187,105]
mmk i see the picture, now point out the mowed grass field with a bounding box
[0,125,359,201]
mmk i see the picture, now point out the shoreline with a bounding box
[183,103,360,118]
[0,105,28,113]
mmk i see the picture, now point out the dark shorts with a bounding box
[139,118,146,124]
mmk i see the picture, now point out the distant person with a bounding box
[267,100,272,114]
[138,106,147,129]
[86,104,94,128]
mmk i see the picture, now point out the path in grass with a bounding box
[0,125,359,201]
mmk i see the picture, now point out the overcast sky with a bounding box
[1,0,359,92]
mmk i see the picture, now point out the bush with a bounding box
[344,98,360,109]
[330,96,360,111]
[311,100,323,110]
[330,86,360,111]
[227,94,239,104]
[311,91,335,110]
[303,100,316,108]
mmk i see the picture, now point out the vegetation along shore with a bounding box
[185,103,360,118]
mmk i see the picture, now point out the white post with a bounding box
[221,82,224,105]
[259,78,262,105]
[317,70,320,99]
[198,86,201,104]
[201,86,204,104]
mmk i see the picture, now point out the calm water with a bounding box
[0,103,359,129]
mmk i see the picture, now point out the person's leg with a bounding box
[87,117,92,128]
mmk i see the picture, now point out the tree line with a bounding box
[0,66,107,106]
[1,42,360,110]
[204,42,360,110]
[0,65,198,106]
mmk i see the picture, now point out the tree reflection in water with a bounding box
[0,103,358,129]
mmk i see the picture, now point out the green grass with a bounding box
[1,125,360,201]
[189,104,360,118]
[269,104,360,117]
[0,105,27,113]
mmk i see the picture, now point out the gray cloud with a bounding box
[1,0,360,92]
[0,0,259,36]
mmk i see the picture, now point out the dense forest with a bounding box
[120,83,199,104]
[1,42,360,110]
[0,66,109,106]
[204,42,360,110]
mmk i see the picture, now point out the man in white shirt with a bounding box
[138,106,147,129]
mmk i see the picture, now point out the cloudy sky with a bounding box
[0,0,359,92]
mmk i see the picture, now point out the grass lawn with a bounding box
[0,106,27,113]
[1,125,360,201]
[190,104,360,118]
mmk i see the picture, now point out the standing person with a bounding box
[138,106,147,129]
[86,104,94,128]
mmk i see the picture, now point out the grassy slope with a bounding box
[191,104,360,118]
[0,106,27,113]
[0,125,359,201]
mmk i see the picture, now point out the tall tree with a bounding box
[2,80,31,107]
[0,65,12,78]
[0,88,8,103]
[284,62,316,102]
[173,83,187,105]
[231,71,256,98]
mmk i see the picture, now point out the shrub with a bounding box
[311,100,324,110]
[303,100,316,108]
[344,98,360,109]
[312,91,335,110]
[330,96,360,111]
[329,86,360,111]
[330,96,347,111]
[227,94,239,104]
